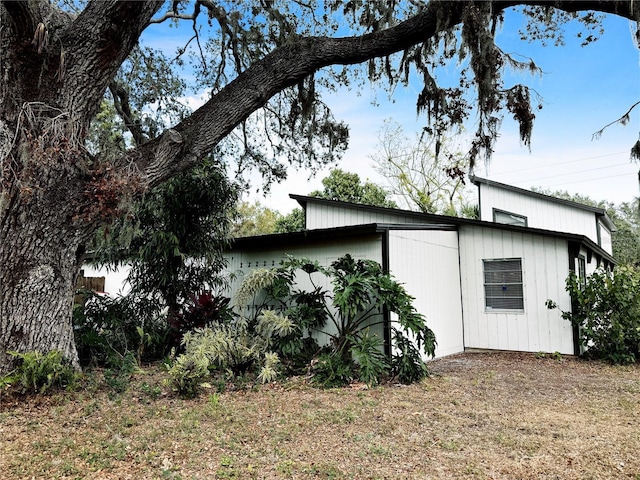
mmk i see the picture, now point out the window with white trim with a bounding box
[493,208,527,228]
[483,258,524,311]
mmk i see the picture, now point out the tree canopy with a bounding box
[371,121,477,216]
[275,168,396,233]
[1,0,638,372]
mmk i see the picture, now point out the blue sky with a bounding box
[143,5,640,213]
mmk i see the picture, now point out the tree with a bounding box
[231,201,283,237]
[0,1,637,373]
[310,169,397,208]
[276,168,397,232]
[91,159,237,319]
[371,121,476,216]
[610,199,640,266]
[275,208,306,234]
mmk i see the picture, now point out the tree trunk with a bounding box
[0,132,94,374]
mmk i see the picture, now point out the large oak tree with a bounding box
[0,1,637,373]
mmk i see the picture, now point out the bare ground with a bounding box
[1,351,639,479]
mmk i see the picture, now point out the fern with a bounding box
[233,268,278,308]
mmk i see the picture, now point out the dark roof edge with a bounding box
[229,223,458,251]
[469,176,606,213]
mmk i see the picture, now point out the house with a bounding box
[225,176,615,359]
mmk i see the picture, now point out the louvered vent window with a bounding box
[483,258,524,311]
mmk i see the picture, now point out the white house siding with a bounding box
[458,226,575,355]
[479,183,601,247]
[305,203,429,230]
[388,230,464,359]
[224,236,385,349]
[598,220,613,254]
[80,264,131,296]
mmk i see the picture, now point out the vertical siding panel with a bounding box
[457,225,575,355]
[389,230,464,358]
[479,183,600,246]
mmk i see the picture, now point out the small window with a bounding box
[577,255,587,289]
[483,258,524,311]
[493,208,527,228]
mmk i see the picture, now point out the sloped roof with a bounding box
[230,194,614,265]
[470,176,616,231]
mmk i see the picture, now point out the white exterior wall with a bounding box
[479,183,600,246]
[458,226,575,355]
[81,264,131,296]
[598,221,613,254]
[388,230,464,359]
[305,203,429,230]
[225,237,385,347]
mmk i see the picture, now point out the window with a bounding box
[483,258,524,311]
[493,209,527,228]
[577,255,587,289]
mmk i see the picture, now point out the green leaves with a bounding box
[549,266,640,364]
[4,350,76,394]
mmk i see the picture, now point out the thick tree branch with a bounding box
[121,0,638,188]
[56,1,163,121]
[0,1,42,37]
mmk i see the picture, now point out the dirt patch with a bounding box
[1,351,639,479]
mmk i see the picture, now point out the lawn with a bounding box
[1,351,638,479]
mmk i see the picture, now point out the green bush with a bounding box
[547,265,640,364]
[166,309,296,394]
[311,352,354,388]
[238,254,436,386]
[74,290,169,367]
[3,350,76,394]
[165,352,210,397]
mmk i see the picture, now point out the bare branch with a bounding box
[593,100,640,140]
[108,82,146,147]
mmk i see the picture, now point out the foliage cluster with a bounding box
[1,350,76,394]
[232,201,283,237]
[275,169,397,233]
[91,159,237,317]
[547,266,640,364]
[371,121,477,217]
[73,290,169,367]
[166,313,290,396]
[166,254,435,395]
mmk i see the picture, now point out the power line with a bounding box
[531,172,637,188]
[510,162,632,183]
[489,151,628,175]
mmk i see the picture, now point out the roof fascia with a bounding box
[469,176,607,215]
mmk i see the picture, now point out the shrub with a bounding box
[182,323,262,376]
[311,352,354,388]
[237,254,436,386]
[547,265,640,364]
[168,292,234,347]
[350,330,387,386]
[166,352,210,397]
[3,350,76,394]
[74,290,168,366]
[166,308,296,394]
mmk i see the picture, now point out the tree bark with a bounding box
[0,144,90,372]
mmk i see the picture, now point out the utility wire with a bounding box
[489,151,628,175]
